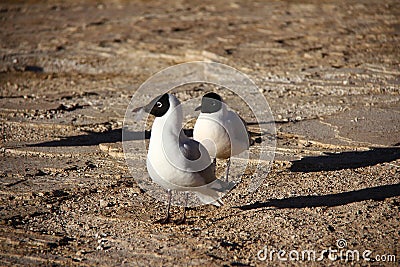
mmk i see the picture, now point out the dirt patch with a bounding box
[1,0,399,266]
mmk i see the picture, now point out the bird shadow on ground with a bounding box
[246,121,277,126]
[27,129,148,147]
[237,147,400,211]
[27,128,195,147]
[290,147,400,172]
[237,183,400,210]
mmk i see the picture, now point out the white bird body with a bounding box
[145,94,223,206]
[193,92,250,182]
[147,131,215,189]
[194,94,249,160]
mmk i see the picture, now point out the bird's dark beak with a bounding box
[195,105,202,111]
[133,102,153,113]
[143,103,153,113]
[132,106,143,113]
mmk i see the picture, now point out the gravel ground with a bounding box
[0,0,399,266]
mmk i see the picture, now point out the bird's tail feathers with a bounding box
[195,187,223,207]
[210,179,236,193]
[195,179,236,206]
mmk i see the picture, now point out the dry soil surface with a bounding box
[0,0,399,266]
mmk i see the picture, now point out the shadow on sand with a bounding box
[237,183,400,210]
[27,128,195,147]
[290,147,400,172]
[27,129,148,147]
[236,147,400,211]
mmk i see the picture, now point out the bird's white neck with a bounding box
[151,104,184,142]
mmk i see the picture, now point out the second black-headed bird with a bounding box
[193,92,250,181]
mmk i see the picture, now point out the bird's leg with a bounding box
[156,189,172,224]
[225,158,231,182]
[176,193,189,225]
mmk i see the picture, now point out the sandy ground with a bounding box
[0,0,399,266]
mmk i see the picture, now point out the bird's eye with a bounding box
[156,102,162,108]
[211,102,216,106]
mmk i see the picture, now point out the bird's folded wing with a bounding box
[227,112,250,144]
[180,139,201,161]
